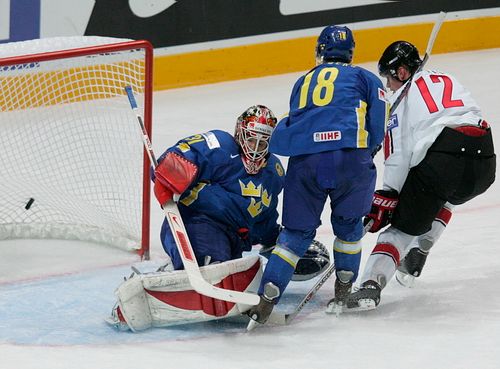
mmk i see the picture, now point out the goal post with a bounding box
[0,37,153,259]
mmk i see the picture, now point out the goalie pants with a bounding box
[160,216,248,270]
[392,127,496,236]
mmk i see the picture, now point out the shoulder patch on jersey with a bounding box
[387,114,399,130]
[275,162,284,177]
[378,88,388,102]
[313,130,341,142]
[201,132,221,149]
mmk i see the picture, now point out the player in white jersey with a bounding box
[346,41,496,310]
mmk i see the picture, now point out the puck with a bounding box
[25,198,35,210]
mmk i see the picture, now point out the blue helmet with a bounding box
[315,25,355,65]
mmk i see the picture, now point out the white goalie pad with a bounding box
[112,255,262,331]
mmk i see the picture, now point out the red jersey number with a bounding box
[415,75,464,113]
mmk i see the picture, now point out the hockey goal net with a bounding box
[0,37,153,259]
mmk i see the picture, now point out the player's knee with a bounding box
[277,227,316,256]
[378,226,415,257]
[331,216,363,241]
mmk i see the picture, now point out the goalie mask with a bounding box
[235,105,277,175]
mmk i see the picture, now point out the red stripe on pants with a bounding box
[372,242,400,267]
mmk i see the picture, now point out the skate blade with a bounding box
[341,298,378,312]
[396,270,416,288]
[104,316,130,331]
[246,311,287,331]
[246,318,260,331]
[325,301,343,316]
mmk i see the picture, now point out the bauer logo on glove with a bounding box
[365,189,399,233]
[372,196,398,209]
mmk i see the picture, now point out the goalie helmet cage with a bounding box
[0,37,153,259]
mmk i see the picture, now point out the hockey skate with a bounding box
[105,303,131,331]
[325,270,354,316]
[246,282,280,331]
[345,280,382,311]
[396,247,429,288]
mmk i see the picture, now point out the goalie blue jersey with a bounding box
[156,130,285,248]
[270,62,387,156]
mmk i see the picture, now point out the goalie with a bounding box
[107,105,330,331]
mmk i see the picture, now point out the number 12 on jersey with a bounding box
[415,74,464,113]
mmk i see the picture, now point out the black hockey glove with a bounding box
[364,189,399,233]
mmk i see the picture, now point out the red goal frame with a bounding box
[0,40,154,259]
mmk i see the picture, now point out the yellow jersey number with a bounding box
[298,67,339,109]
[176,134,206,152]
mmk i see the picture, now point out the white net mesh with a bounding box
[0,37,151,252]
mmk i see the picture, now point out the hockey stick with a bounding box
[124,86,260,306]
[389,11,447,115]
[268,220,374,326]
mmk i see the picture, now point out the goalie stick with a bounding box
[124,86,260,306]
[389,11,447,115]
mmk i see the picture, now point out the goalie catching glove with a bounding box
[364,189,399,233]
[153,151,198,206]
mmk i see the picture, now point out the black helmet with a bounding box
[378,41,422,81]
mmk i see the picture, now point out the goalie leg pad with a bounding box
[113,273,153,332]
[112,255,262,331]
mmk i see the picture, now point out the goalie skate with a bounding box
[105,304,131,331]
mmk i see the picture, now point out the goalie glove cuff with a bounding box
[153,180,174,207]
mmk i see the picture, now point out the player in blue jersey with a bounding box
[152,105,329,278]
[248,25,388,324]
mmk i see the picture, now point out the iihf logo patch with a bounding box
[313,131,341,142]
[387,114,399,130]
